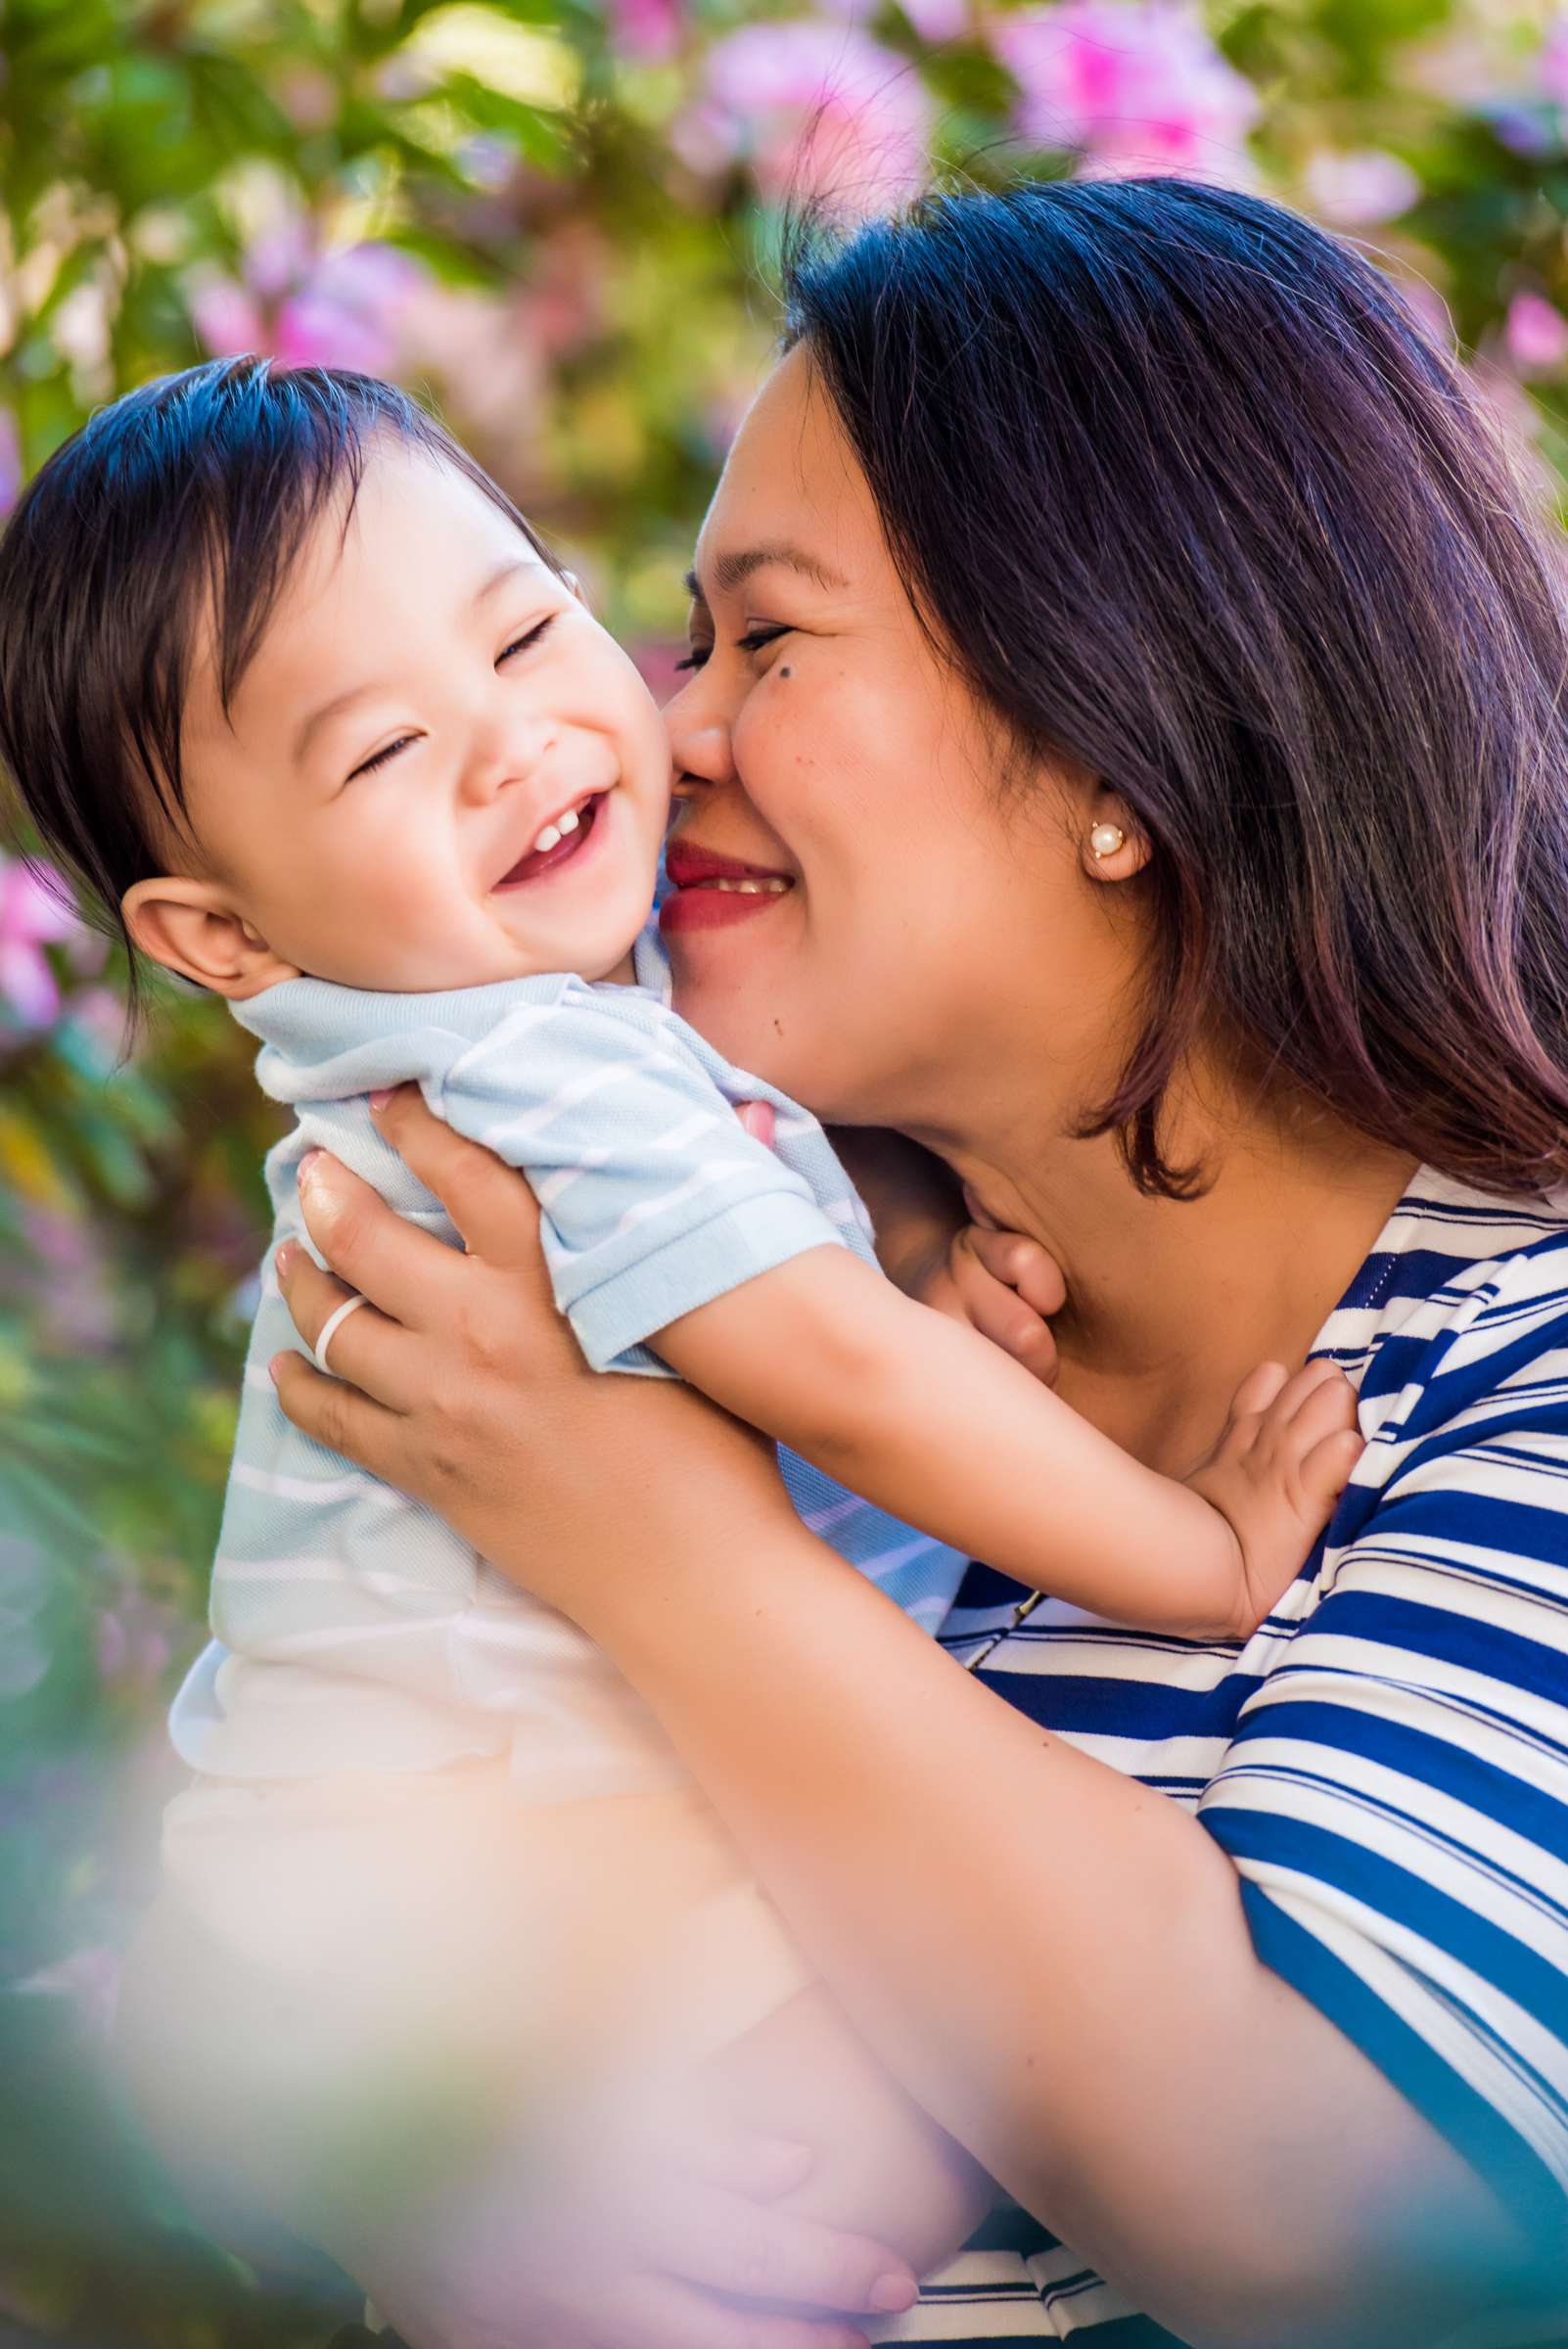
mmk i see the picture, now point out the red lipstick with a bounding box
[660,838,796,936]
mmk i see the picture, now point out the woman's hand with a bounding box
[270,1086,797,1624]
[354,2119,902,2349]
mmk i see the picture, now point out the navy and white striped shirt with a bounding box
[879,1172,1568,2343]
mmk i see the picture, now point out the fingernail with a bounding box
[298,1149,321,1180]
[275,1241,298,1278]
[869,2273,918,2315]
[368,1089,392,1112]
[267,1353,287,1386]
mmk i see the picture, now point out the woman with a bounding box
[194,177,1568,2343]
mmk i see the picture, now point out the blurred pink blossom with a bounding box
[0,852,81,1030]
[606,0,683,62]
[95,1587,178,1692]
[1504,290,1568,374]
[1539,16,1568,109]
[64,984,130,1065]
[21,1206,119,1351]
[821,0,969,41]
[631,641,691,707]
[0,410,20,517]
[993,1,1259,179]
[690,22,932,207]
[397,278,550,452]
[192,238,425,376]
[1301,147,1419,228]
[901,0,969,38]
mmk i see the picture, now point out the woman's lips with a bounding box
[661,839,795,935]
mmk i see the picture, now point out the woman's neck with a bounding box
[904,1073,1416,1477]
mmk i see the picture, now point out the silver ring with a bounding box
[313,1292,367,1376]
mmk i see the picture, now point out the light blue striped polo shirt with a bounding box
[168,938,965,1792]
[873,1172,1568,2343]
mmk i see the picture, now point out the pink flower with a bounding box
[193,238,425,377]
[21,1206,119,1351]
[1301,148,1419,228]
[1504,291,1568,375]
[691,22,932,208]
[821,0,969,42]
[0,852,80,1030]
[1539,15,1568,109]
[993,0,1259,180]
[606,0,683,62]
[94,1590,176,1691]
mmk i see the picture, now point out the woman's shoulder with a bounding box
[1316,1168,1568,1435]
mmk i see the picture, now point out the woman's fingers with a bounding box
[659,2126,814,2204]
[733,1100,777,1149]
[268,1349,407,1489]
[295,1150,462,1337]
[371,1086,548,1278]
[273,1243,419,1412]
[596,2275,870,2349]
[629,2175,915,2320]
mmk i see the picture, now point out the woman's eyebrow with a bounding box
[683,541,849,604]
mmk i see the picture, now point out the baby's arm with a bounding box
[656,1250,1361,1642]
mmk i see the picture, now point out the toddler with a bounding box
[0,360,1361,2295]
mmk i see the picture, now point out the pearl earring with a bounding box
[1088,822,1126,861]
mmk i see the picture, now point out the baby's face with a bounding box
[168,442,671,992]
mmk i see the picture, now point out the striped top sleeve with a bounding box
[1199,1230,1568,2243]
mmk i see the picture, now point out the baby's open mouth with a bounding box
[494,792,605,890]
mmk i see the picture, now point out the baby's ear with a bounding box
[121,876,300,997]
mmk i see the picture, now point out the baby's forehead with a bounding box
[193,454,553,731]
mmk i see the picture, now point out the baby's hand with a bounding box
[917,1221,1064,1386]
[1186,1359,1364,1638]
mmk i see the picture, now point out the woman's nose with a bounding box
[665,684,736,800]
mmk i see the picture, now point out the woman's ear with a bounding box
[1080,789,1152,885]
[121,876,301,997]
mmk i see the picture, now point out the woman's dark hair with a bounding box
[0,356,553,1018]
[784,178,1568,1197]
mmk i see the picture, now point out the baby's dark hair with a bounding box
[0,356,554,1015]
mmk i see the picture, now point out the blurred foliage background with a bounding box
[4,0,1568,2337]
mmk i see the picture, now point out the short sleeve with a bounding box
[436,992,848,1370]
[1199,1241,1568,2243]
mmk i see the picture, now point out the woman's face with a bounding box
[662,345,1142,1136]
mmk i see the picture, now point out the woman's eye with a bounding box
[673,625,788,674]
[498,614,557,665]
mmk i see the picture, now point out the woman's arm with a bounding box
[270,1100,1535,2349]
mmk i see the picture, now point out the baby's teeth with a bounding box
[533,823,562,853]
[557,806,580,836]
